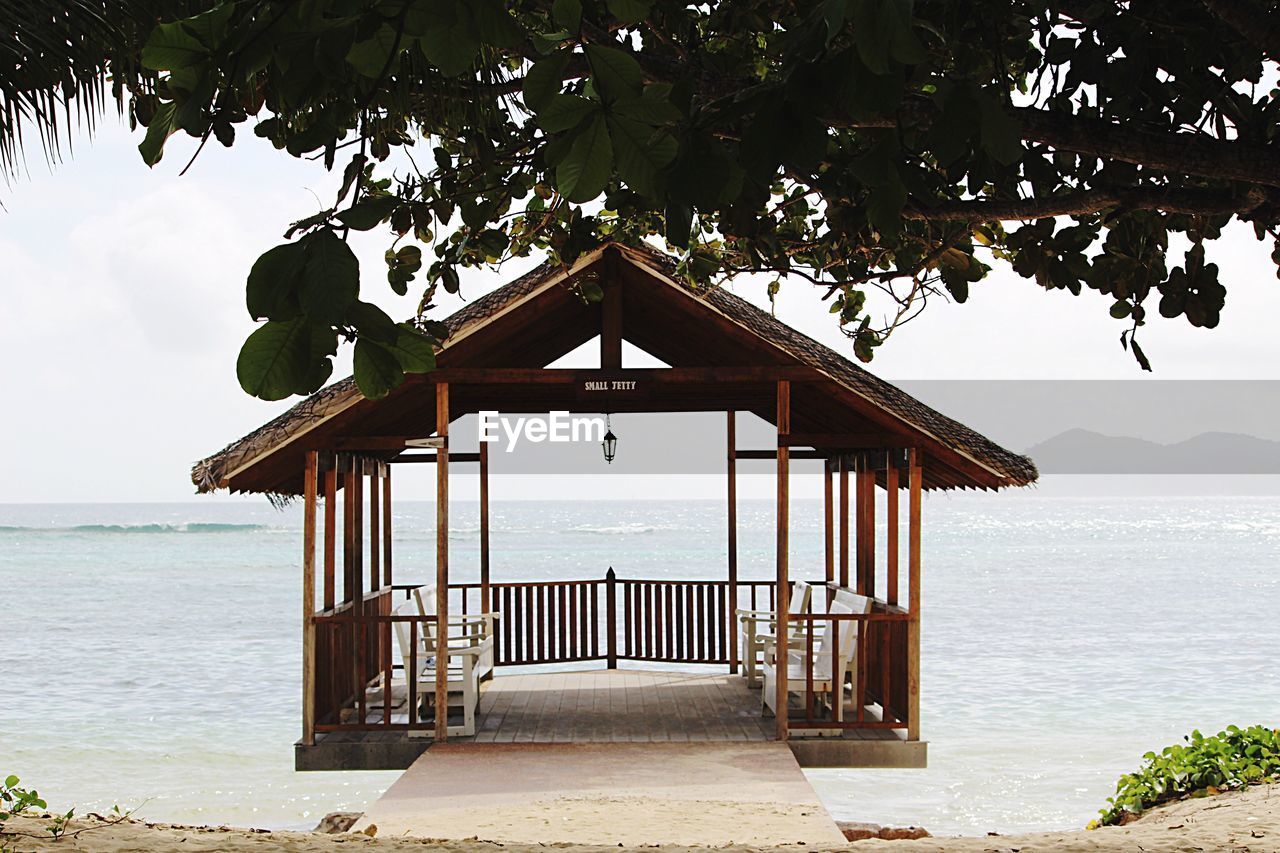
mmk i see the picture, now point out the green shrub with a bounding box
[1095,725,1280,827]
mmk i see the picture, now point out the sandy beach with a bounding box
[3,783,1276,852]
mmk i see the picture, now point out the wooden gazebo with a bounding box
[193,242,1036,771]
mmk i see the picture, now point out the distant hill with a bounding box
[1025,428,1280,474]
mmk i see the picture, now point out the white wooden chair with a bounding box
[761,592,873,724]
[737,580,813,688]
[392,599,490,737]
[410,586,497,681]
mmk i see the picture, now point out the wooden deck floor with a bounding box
[471,669,773,743]
[303,668,923,770]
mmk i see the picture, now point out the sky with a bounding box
[2,120,1280,503]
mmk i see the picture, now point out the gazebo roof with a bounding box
[193,242,1037,495]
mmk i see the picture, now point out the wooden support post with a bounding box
[381,464,392,588]
[479,440,491,612]
[857,456,876,598]
[838,455,850,589]
[353,461,364,608]
[323,459,337,609]
[823,460,834,592]
[727,410,738,674]
[342,455,356,606]
[435,383,450,741]
[886,463,899,607]
[302,451,318,746]
[775,381,791,742]
[369,464,380,592]
[907,449,923,741]
[601,278,623,369]
[605,567,618,668]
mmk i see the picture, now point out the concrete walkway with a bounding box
[354,741,847,846]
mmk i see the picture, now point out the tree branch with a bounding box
[905,186,1269,222]
[1198,0,1280,61]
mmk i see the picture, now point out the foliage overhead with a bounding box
[1094,725,1280,827]
[7,0,1280,398]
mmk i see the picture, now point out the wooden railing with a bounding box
[312,575,910,735]
[786,604,912,732]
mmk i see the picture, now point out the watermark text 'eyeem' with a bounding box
[478,411,606,452]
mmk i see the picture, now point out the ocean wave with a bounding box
[0,522,272,534]
[560,523,661,535]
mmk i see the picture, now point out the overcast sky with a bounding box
[3,121,1280,503]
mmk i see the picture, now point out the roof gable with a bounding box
[193,243,1037,494]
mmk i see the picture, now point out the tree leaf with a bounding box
[605,0,653,24]
[137,102,176,167]
[552,0,583,32]
[246,242,305,320]
[555,114,613,202]
[419,19,480,77]
[585,44,642,101]
[471,0,524,47]
[385,326,438,372]
[978,92,1023,165]
[607,115,675,197]
[523,49,573,112]
[347,25,399,78]
[353,338,405,399]
[300,230,359,325]
[336,195,398,230]
[535,94,599,133]
[236,317,312,401]
[141,21,209,70]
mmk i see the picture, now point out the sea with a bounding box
[2,491,1278,836]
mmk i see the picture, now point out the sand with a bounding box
[3,783,1277,852]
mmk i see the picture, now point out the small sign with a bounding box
[583,379,640,392]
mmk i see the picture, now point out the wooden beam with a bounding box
[342,455,355,606]
[735,449,828,460]
[907,448,923,741]
[823,461,834,589]
[886,465,899,607]
[838,456,850,589]
[391,452,482,464]
[601,278,623,369]
[856,459,875,598]
[381,464,392,588]
[353,461,364,610]
[368,465,380,592]
[780,433,906,449]
[435,383,450,741]
[775,380,791,742]
[302,450,318,747]
[727,410,738,675]
[417,366,822,384]
[323,459,336,609]
[479,439,491,612]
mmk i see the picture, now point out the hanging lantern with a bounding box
[602,414,617,464]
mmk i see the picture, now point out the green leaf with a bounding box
[141,21,209,70]
[607,115,676,197]
[180,3,234,48]
[472,0,524,47]
[346,300,398,343]
[300,231,359,325]
[605,0,653,24]
[419,19,480,76]
[613,92,682,124]
[247,242,305,320]
[385,326,438,372]
[978,93,1023,165]
[347,25,400,78]
[336,195,398,231]
[866,173,907,234]
[353,338,406,399]
[524,49,574,111]
[137,102,177,167]
[556,114,614,202]
[536,94,599,133]
[585,44,642,101]
[552,0,582,31]
[237,317,313,401]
